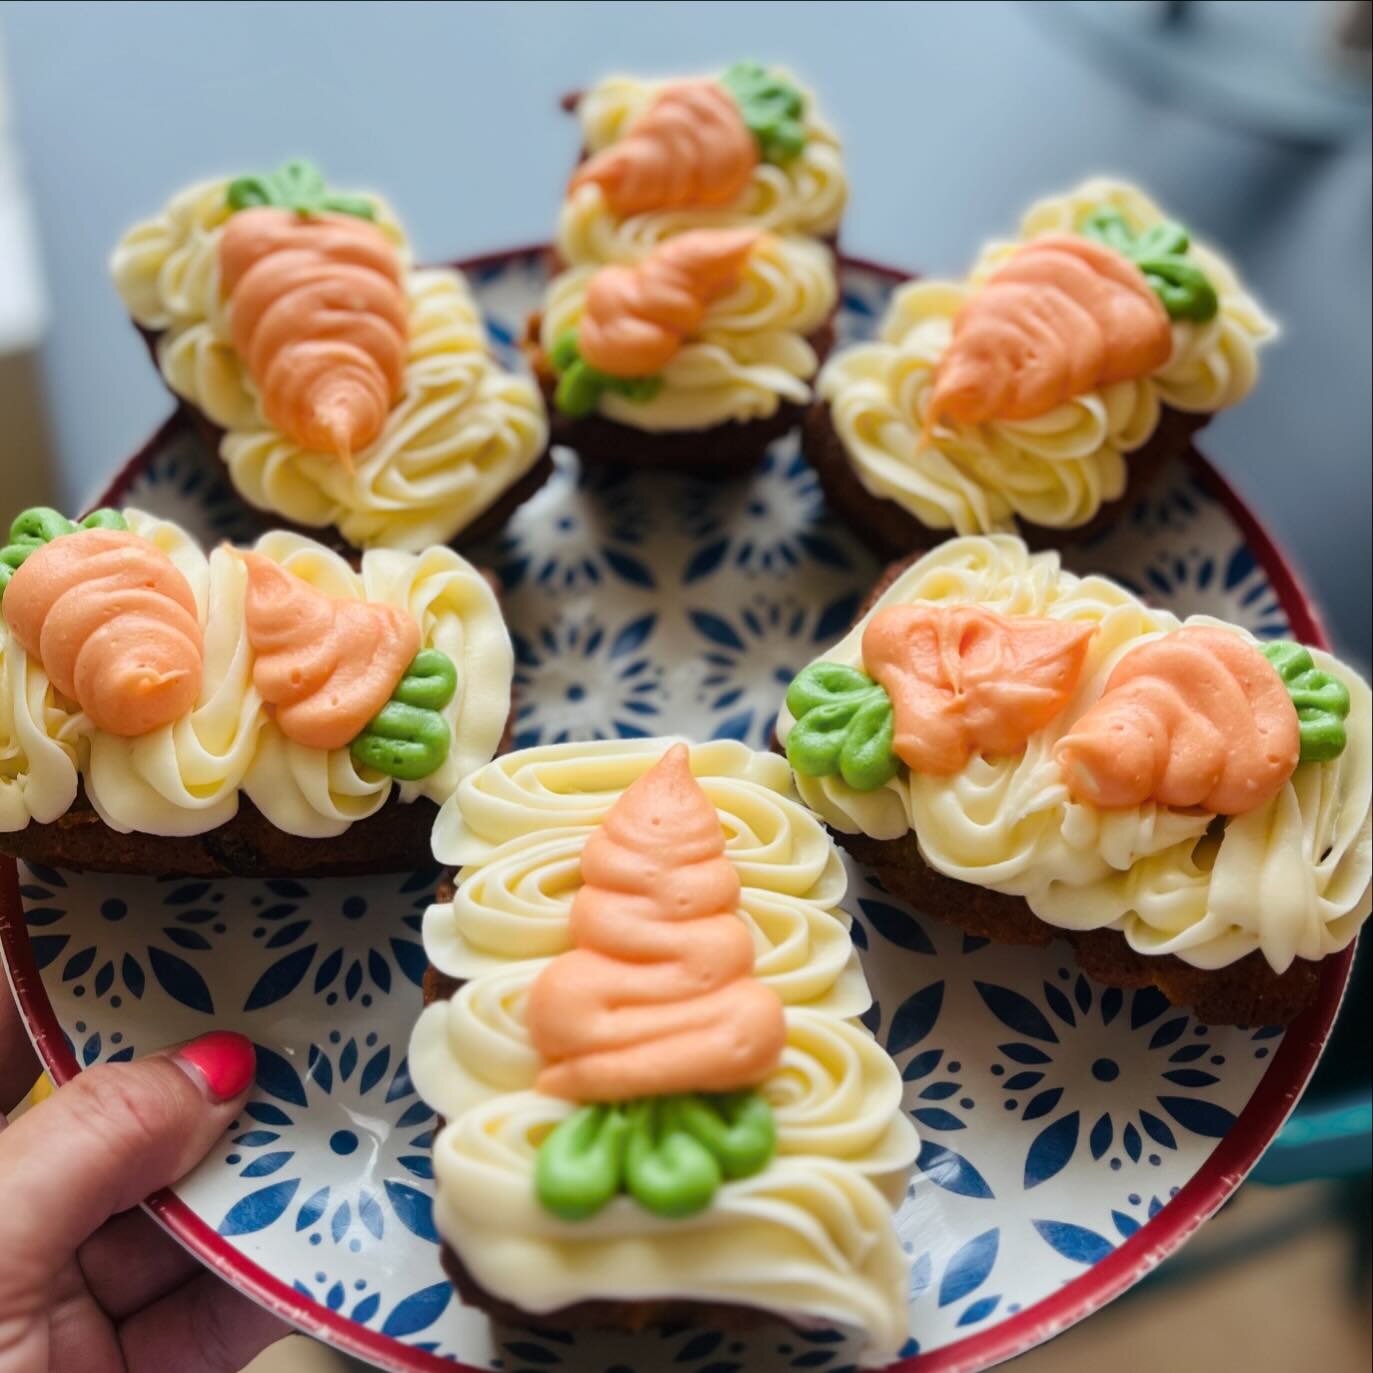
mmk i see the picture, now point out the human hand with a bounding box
[0,980,287,1373]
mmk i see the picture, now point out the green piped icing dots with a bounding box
[719,61,807,164]
[784,661,899,792]
[535,1090,776,1221]
[0,507,127,603]
[1262,641,1351,764]
[227,158,376,221]
[1081,207,1218,323]
[349,649,458,781]
[549,330,662,418]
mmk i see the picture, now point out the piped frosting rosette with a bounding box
[410,738,917,1362]
[818,179,1277,534]
[111,172,547,551]
[0,508,511,838]
[775,536,1371,976]
[540,229,836,430]
[558,65,846,266]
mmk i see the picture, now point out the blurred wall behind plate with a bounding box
[0,29,57,512]
[0,0,1367,664]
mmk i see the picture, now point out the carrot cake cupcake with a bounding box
[528,226,837,468]
[0,505,512,875]
[805,180,1277,555]
[775,536,1370,1026]
[110,160,550,553]
[409,738,916,1360]
[558,61,846,266]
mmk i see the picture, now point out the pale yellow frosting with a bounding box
[110,178,547,552]
[410,738,916,1362]
[558,68,846,266]
[819,180,1277,534]
[775,536,1372,975]
[541,233,837,430]
[0,510,512,838]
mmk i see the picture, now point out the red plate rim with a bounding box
[0,246,1354,1373]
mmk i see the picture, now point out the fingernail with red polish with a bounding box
[173,1031,256,1104]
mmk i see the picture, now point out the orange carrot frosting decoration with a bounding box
[1055,627,1300,815]
[241,551,419,752]
[861,604,1096,776]
[218,207,408,463]
[569,80,759,217]
[3,525,203,737]
[526,743,787,1104]
[576,227,761,378]
[926,235,1173,432]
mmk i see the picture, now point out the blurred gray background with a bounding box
[0,0,1369,664]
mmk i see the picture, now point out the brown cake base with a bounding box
[802,399,1212,561]
[0,786,438,878]
[132,317,555,556]
[527,318,836,472]
[835,829,1318,1027]
[438,1240,775,1337]
[419,889,788,1338]
[1,695,516,879]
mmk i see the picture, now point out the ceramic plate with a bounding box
[0,251,1352,1373]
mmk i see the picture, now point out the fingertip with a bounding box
[169,1031,256,1106]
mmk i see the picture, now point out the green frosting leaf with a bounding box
[1262,641,1351,763]
[535,1104,632,1221]
[1080,206,1219,322]
[670,1091,776,1179]
[784,661,900,792]
[226,158,377,221]
[534,1091,776,1221]
[349,648,458,780]
[550,330,662,418]
[0,507,127,602]
[719,61,807,164]
[624,1099,722,1218]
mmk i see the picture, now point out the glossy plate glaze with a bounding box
[0,251,1352,1373]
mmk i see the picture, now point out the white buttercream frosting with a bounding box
[110,178,547,551]
[818,179,1277,534]
[410,737,916,1362]
[0,510,512,838]
[774,536,1371,975]
[540,233,836,430]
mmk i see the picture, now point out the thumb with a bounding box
[0,1031,255,1293]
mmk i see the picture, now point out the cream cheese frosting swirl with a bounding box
[0,510,512,838]
[819,179,1277,534]
[541,232,836,430]
[110,178,547,551]
[558,68,846,266]
[775,537,1371,974]
[410,738,916,1361]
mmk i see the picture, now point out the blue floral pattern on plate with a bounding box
[17,259,1295,1371]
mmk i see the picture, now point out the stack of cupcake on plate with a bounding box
[525,61,845,468]
[0,56,1368,1371]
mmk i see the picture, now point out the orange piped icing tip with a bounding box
[240,551,420,752]
[526,742,786,1103]
[577,227,762,378]
[569,79,758,217]
[1054,626,1300,814]
[926,235,1172,432]
[219,207,407,462]
[862,604,1096,776]
[3,529,203,737]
